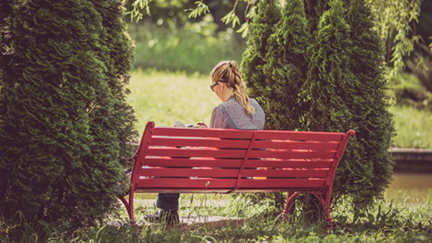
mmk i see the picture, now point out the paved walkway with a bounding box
[110,198,242,229]
[108,215,243,229]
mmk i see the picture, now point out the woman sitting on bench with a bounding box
[144,60,266,225]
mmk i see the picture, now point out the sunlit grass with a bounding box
[127,69,220,136]
[389,105,432,149]
[128,22,246,74]
[108,190,432,243]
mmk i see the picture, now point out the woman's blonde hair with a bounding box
[210,60,255,115]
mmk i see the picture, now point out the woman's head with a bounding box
[210,60,255,115]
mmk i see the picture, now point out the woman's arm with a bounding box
[210,106,229,128]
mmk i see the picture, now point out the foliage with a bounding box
[0,0,138,236]
[128,0,253,34]
[332,0,394,208]
[129,0,152,21]
[366,0,423,75]
[241,0,312,209]
[128,20,246,74]
[262,0,311,131]
[301,0,353,131]
[405,44,432,96]
[138,0,427,77]
[241,0,281,100]
[304,0,329,36]
[388,67,432,112]
[129,0,432,109]
[241,0,395,211]
[188,0,210,19]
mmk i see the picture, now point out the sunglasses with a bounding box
[210,80,227,92]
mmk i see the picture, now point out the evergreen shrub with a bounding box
[241,0,395,212]
[0,0,138,236]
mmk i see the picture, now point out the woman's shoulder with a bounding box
[250,98,265,114]
[249,98,261,108]
[212,101,229,114]
[249,98,258,104]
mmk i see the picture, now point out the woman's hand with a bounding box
[196,122,208,128]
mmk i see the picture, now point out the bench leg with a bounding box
[324,192,333,231]
[119,194,136,224]
[311,192,333,231]
[281,191,301,224]
[281,191,333,231]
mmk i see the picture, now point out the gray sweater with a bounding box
[210,96,265,130]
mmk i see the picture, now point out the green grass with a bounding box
[4,191,430,242]
[128,22,246,74]
[389,105,432,149]
[127,69,220,135]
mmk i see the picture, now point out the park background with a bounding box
[125,0,432,201]
[1,0,432,242]
[129,0,432,240]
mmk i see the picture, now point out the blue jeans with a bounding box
[156,193,180,211]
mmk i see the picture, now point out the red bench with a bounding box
[120,121,355,227]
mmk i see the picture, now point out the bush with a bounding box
[0,0,138,237]
[242,0,395,211]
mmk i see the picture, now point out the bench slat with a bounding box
[153,128,255,139]
[137,178,237,189]
[146,147,247,158]
[139,168,239,177]
[237,178,325,189]
[152,127,345,142]
[248,150,337,159]
[141,158,243,168]
[137,168,329,178]
[241,168,328,178]
[149,137,341,151]
[140,158,333,168]
[244,159,332,168]
[254,131,345,141]
[253,140,340,151]
[150,137,251,148]
[145,147,337,160]
[136,178,325,190]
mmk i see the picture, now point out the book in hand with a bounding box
[173,121,208,128]
[173,121,194,128]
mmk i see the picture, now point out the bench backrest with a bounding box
[131,121,355,194]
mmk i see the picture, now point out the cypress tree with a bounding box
[92,0,138,168]
[335,0,394,207]
[301,0,395,208]
[301,0,353,132]
[304,0,329,36]
[238,0,394,217]
[241,0,281,100]
[0,0,137,232]
[262,0,311,131]
[250,0,313,212]
[239,0,283,212]
[298,0,354,221]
